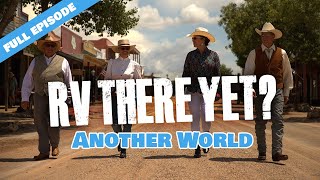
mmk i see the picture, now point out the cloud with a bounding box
[137,5,179,30]
[141,38,193,79]
[154,0,245,14]
[180,4,219,24]
[137,4,219,30]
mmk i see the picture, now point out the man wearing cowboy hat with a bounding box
[244,22,293,161]
[103,39,142,158]
[21,35,72,160]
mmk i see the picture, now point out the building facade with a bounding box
[291,62,320,105]
[0,2,30,109]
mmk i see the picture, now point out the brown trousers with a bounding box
[33,93,60,154]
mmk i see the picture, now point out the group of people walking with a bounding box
[20,22,293,162]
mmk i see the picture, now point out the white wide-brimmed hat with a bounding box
[255,22,282,39]
[37,35,61,53]
[187,27,215,42]
[110,39,136,53]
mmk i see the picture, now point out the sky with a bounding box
[23,0,244,79]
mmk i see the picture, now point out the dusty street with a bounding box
[0,100,319,180]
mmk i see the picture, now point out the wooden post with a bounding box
[303,64,307,103]
[4,60,9,111]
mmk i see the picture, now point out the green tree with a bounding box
[0,0,139,36]
[219,0,320,68]
[220,64,233,76]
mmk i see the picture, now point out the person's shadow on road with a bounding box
[72,155,118,159]
[0,157,59,162]
[210,157,286,165]
[0,158,34,162]
[144,155,199,159]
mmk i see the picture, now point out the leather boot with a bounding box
[118,140,121,152]
[203,148,210,154]
[52,147,59,156]
[193,146,201,158]
[33,153,49,161]
[120,148,126,158]
[272,153,288,161]
[258,152,266,161]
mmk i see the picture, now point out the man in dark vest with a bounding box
[21,35,72,160]
[244,22,293,161]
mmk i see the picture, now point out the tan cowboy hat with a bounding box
[110,39,136,53]
[187,27,215,42]
[255,22,282,39]
[37,35,61,52]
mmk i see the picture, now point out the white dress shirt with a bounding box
[244,44,293,96]
[104,57,142,80]
[21,54,72,101]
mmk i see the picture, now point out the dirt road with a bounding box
[0,101,319,179]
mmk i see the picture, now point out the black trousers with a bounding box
[111,95,132,133]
